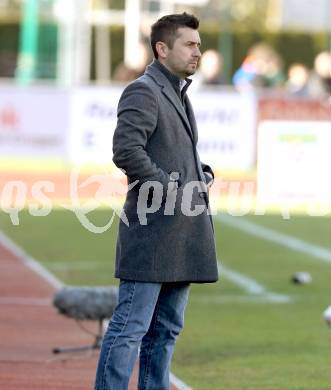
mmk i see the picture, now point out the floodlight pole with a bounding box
[55,0,91,86]
[219,5,233,84]
[124,0,141,69]
[325,0,331,51]
[16,0,39,85]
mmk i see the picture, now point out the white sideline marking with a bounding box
[218,261,290,303]
[0,231,192,390]
[0,231,63,289]
[220,263,264,294]
[217,214,331,264]
[170,373,193,390]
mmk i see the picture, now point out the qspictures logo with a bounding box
[0,167,135,233]
[0,167,217,233]
[62,167,138,233]
[2,167,327,232]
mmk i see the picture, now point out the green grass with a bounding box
[1,210,331,389]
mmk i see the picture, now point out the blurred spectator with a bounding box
[307,51,331,101]
[233,42,285,90]
[194,49,226,86]
[112,63,138,82]
[113,42,150,83]
[285,63,310,97]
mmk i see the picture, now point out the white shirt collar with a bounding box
[179,79,187,91]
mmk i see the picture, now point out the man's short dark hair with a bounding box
[150,12,200,59]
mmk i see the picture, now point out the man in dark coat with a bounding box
[95,13,218,390]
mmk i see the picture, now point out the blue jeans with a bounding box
[94,280,190,390]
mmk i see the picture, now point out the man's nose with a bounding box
[194,47,201,57]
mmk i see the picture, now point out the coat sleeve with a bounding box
[112,81,170,188]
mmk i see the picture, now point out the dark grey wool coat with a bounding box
[112,60,219,283]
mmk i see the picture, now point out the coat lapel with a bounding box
[145,63,194,142]
[183,95,198,144]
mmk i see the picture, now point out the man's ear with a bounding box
[155,41,168,59]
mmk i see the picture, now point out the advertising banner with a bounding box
[0,86,257,172]
[69,87,257,170]
[258,120,331,204]
[0,87,69,159]
[68,86,123,164]
[257,98,331,211]
[191,90,256,171]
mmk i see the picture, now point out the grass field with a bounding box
[1,209,331,390]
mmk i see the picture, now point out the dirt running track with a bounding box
[0,238,180,390]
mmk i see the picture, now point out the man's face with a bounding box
[162,27,201,79]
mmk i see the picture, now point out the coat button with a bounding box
[199,192,206,198]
